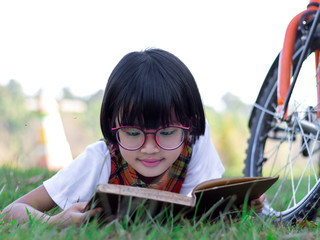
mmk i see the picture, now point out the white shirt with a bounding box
[43,122,225,209]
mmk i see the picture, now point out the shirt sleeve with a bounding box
[43,141,111,210]
[180,120,225,196]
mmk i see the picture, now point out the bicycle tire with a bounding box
[244,31,320,223]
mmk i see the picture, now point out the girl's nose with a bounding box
[140,134,160,153]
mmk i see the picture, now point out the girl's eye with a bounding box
[124,128,141,137]
[159,129,175,136]
[126,131,140,137]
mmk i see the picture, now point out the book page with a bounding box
[97,184,195,206]
[193,176,278,192]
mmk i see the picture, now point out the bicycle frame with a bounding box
[277,0,320,120]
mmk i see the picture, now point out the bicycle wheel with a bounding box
[244,32,320,223]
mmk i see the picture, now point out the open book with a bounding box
[86,176,278,222]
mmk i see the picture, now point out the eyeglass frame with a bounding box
[111,125,190,151]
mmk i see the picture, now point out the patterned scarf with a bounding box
[105,136,193,193]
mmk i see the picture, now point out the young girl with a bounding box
[2,48,264,228]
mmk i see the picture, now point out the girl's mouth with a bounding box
[140,159,162,167]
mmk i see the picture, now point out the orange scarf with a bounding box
[106,136,192,193]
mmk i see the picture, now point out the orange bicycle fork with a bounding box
[277,0,320,122]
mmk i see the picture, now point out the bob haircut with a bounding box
[100,48,205,145]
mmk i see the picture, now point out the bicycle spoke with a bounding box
[288,130,297,207]
[253,103,279,118]
[295,115,320,182]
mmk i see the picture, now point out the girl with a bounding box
[2,48,264,228]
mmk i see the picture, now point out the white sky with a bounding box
[0,0,307,109]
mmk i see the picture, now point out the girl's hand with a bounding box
[49,202,102,228]
[249,193,266,214]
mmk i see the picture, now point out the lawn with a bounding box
[1,166,320,239]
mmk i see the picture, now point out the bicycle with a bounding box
[244,0,320,223]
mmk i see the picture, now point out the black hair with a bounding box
[100,48,205,145]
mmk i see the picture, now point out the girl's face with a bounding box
[116,124,185,179]
[119,134,183,178]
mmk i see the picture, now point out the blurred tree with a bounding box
[0,80,35,164]
[0,80,27,132]
[205,92,251,176]
[60,87,76,100]
[82,89,103,138]
[221,92,251,116]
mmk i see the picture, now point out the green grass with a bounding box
[1,166,320,239]
[0,166,55,207]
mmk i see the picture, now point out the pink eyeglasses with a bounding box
[112,125,190,151]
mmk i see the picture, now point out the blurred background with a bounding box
[0,0,308,175]
[0,82,250,175]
